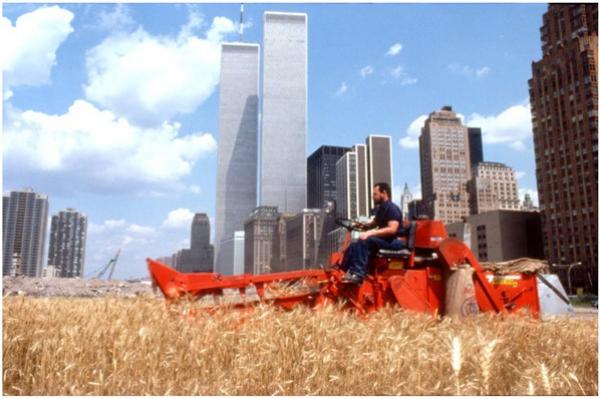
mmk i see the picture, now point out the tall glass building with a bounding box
[260,12,308,213]
[47,208,88,278]
[366,135,394,211]
[3,189,49,277]
[214,42,260,269]
[306,145,351,209]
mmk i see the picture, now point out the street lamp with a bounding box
[551,261,582,296]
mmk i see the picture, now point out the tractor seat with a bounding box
[375,221,417,259]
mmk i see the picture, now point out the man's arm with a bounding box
[359,220,399,240]
[353,219,377,231]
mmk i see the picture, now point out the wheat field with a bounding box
[2,295,597,396]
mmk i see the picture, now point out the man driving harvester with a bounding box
[341,182,407,286]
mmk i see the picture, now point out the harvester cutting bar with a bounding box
[147,258,327,305]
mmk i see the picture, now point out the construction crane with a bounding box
[96,249,121,279]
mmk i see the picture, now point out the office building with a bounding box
[47,208,88,278]
[217,231,245,276]
[336,151,359,220]
[260,12,308,213]
[306,146,350,267]
[468,127,484,171]
[272,209,320,272]
[177,213,213,273]
[244,206,279,275]
[366,135,393,210]
[271,212,295,273]
[468,162,520,215]
[419,106,471,224]
[215,42,260,270]
[307,145,351,209]
[529,4,598,292]
[3,189,49,277]
[353,144,370,217]
[446,210,543,263]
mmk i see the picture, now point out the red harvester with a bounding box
[148,218,541,318]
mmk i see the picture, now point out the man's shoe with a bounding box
[342,272,363,286]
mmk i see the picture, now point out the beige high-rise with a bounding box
[419,106,471,224]
[468,162,520,214]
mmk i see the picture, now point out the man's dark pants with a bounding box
[342,236,407,278]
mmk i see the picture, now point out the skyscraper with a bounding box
[353,144,370,218]
[47,208,88,278]
[215,42,259,270]
[419,106,471,224]
[336,151,359,220]
[217,231,245,276]
[529,4,598,292]
[260,12,308,213]
[3,189,49,277]
[307,145,351,209]
[468,127,484,171]
[307,145,351,267]
[177,213,213,273]
[366,135,393,210]
[468,162,520,215]
[244,206,279,275]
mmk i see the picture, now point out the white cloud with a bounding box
[515,171,526,180]
[96,3,135,32]
[188,185,202,194]
[448,63,490,78]
[476,66,490,77]
[465,103,532,151]
[84,13,237,127]
[391,65,404,78]
[126,224,157,236]
[3,99,217,195]
[335,82,348,96]
[399,115,428,149]
[162,208,195,230]
[386,43,403,56]
[390,65,417,86]
[1,6,74,100]
[360,65,374,79]
[88,219,127,234]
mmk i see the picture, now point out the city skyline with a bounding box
[3,3,549,279]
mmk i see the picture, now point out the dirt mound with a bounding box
[2,276,160,299]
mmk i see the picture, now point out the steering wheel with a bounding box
[335,218,359,232]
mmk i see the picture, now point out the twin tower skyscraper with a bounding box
[214,12,308,267]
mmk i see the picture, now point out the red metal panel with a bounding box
[413,220,448,249]
[474,272,540,318]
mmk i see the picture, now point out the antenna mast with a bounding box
[239,3,244,42]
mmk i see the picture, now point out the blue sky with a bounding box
[2,1,547,279]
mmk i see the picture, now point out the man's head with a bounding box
[373,182,391,205]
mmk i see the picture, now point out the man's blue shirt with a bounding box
[374,200,403,240]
